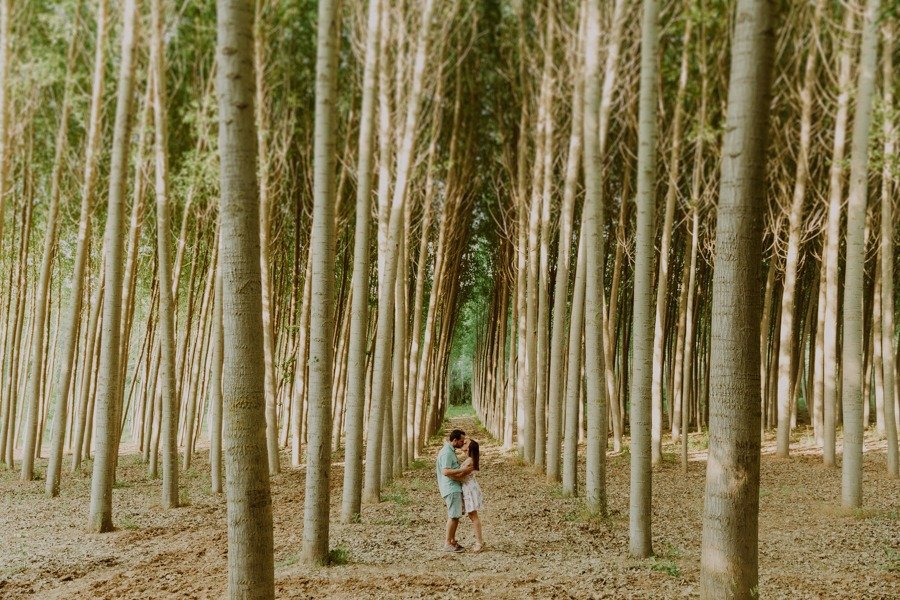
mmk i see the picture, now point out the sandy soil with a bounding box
[1,411,898,599]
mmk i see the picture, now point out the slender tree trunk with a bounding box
[840,0,880,509]
[583,0,608,517]
[700,0,774,595]
[21,27,78,482]
[822,6,857,467]
[880,22,898,478]
[562,228,586,496]
[87,0,138,532]
[340,0,380,525]
[628,0,659,559]
[303,0,339,565]
[216,0,274,594]
[149,0,180,510]
[776,0,825,457]
[46,0,108,495]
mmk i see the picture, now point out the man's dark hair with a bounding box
[448,429,465,442]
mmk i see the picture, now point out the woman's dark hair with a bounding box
[449,429,466,442]
[468,440,480,471]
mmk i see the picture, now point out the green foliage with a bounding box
[327,547,350,566]
[648,557,680,578]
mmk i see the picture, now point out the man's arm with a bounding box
[442,465,473,481]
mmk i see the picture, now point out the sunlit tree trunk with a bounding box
[840,0,880,509]
[880,22,898,478]
[21,26,77,482]
[822,6,856,467]
[46,0,108,495]
[628,0,659,559]
[216,0,274,594]
[303,0,339,565]
[341,0,380,523]
[775,0,824,458]
[88,0,139,533]
[583,0,607,517]
[700,0,774,595]
[150,0,180,510]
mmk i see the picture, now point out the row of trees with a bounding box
[0,0,895,598]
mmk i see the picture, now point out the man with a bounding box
[436,429,472,552]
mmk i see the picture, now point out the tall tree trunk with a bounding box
[582,0,608,517]
[628,0,659,559]
[775,0,825,457]
[22,25,78,482]
[216,0,274,595]
[210,259,224,493]
[699,0,774,596]
[88,0,139,533]
[303,0,339,566]
[150,0,179,510]
[46,0,109,496]
[880,22,898,478]
[341,0,380,524]
[822,6,857,467]
[840,0,880,509]
[652,3,692,464]
[562,227,586,496]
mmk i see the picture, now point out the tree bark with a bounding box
[88,0,138,533]
[216,0,274,594]
[840,0,880,509]
[700,0,774,596]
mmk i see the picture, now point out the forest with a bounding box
[0,0,897,598]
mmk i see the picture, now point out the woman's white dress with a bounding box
[461,459,484,513]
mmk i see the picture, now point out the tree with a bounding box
[88,0,139,533]
[629,0,659,560]
[216,0,274,595]
[840,0,881,509]
[699,0,775,596]
[341,0,380,525]
[303,0,339,565]
[150,0,179,510]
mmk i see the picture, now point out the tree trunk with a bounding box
[700,0,774,596]
[88,0,138,533]
[840,0,880,509]
[303,0,339,565]
[880,22,898,478]
[628,0,659,559]
[583,0,608,517]
[775,0,825,457]
[22,25,78,482]
[216,0,274,594]
[150,0,180,510]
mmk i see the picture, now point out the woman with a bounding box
[460,439,485,552]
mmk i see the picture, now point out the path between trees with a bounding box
[0,407,897,598]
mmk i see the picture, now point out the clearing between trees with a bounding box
[2,409,897,599]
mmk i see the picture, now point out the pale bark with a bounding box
[22,26,77,482]
[562,228,586,496]
[628,0,659,559]
[775,0,825,458]
[340,0,380,525]
[216,0,274,594]
[150,0,179,510]
[700,0,774,596]
[822,6,857,467]
[47,0,109,495]
[583,0,607,517]
[840,0,880,509]
[88,0,139,533]
[881,22,898,478]
[303,0,339,565]
[363,0,435,503]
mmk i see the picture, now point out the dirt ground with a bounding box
[1,410,898,599]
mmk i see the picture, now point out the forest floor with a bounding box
[1,408,898,599]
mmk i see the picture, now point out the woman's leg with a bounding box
[469,511,483,547]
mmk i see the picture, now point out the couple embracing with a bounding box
[435,429,485,553]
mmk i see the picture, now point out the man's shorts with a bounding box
[444,492,463,520]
